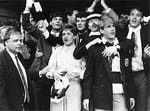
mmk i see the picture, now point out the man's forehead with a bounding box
[130,9,142,15]
[52,16,63,19]
[101,16,114,26]
[62,29,71,32]
[76,17,86,20]
[9,33,23,39]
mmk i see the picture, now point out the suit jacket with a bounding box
[0,49,40,111]
[116,24,150,77]
[82,43,135,110]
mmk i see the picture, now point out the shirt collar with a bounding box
[102,37,119,45]
[63,44,76,51]
[89,31,101,36]
[128,24,141,33]
[6,48,17,59]
[50,31,60,37]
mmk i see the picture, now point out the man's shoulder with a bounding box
[0,49,8,63]
[88,43,104,53]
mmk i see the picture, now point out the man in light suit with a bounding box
[0,26,49,111]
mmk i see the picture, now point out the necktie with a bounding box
[15,56,30,102]
[105,42,114,47]
[131,32,138,56]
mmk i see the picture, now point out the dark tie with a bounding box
[131,32,138,56]
[105,42,114,47]
[15,55,30,102]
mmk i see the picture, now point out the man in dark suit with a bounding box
[0,26,49,111]
[116,7,150,111]
[82,15,135,111]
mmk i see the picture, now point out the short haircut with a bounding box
[49,11,64,22]
[76,12,89,19]
[3,26,21,42]
[129,7,144,17]
[100,15,115,29]
[62,24,77,36]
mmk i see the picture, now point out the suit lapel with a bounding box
[4,49,23,84]
[102,56,112,79]
[97,45,112,79]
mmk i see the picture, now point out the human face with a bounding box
[5,33,24,55]
[62,29,75,46]
[70,10,79,24]
[76,17,87,31]
[129,9,143,28]
[88,18,100,32]
[50,17,63,30]
[103,22,116,40]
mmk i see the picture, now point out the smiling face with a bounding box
[76,17,87,31]
[129,8,143,28]
[88,18,101,32]
[62,28,75,46]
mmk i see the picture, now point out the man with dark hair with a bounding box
[65,8,79,25]
[116,7,150,111]
[22,2,64,111]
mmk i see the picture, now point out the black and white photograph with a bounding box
[0,0,149,111]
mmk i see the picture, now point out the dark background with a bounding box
[0,0,149,18]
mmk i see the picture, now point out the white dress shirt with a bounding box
[127,25,144,71]
[48,44,86,79]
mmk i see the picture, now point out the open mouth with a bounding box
[131,20,137,24]
[64,39,68,42]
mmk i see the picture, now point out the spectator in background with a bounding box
[22,1,64,110]
[65,8,79,26]
[73,0,119,60]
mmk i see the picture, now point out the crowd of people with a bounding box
[0,0,150,111]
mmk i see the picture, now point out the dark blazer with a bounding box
[82,43,135,110]
[116,24,150,77]
[73,31,101,60]
[0,49,40,111]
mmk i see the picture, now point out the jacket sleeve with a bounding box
[82,48,94,99]
[22,13,42,40]
[73,42,88,60]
